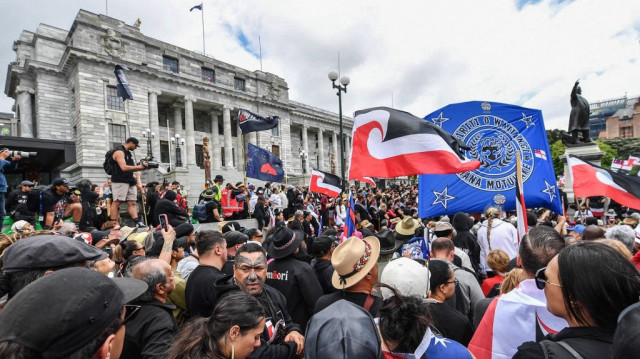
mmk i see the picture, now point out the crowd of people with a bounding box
[0,138,640,358]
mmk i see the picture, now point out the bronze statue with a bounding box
[202,137,211,184]
[567,80,591,144]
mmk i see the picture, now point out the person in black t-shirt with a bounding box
[41,178,82,229]
[6,180,36,225]
[185,230,227,319]
[314,236,382,317]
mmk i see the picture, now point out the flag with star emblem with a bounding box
[238,109,279,134]
[246,143,284,182]
[348,107,481,180]
[418,101,562,217]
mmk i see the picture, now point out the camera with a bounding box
[140,159,159,169]
[6,150,37,158]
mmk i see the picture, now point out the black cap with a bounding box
[225,231,249,248]
[0,267,147,359]
[2,235,107,274]
[126,137,139,146]
[51,178,69,187]
[221,221,244,234]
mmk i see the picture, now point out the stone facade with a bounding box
[4,10,353,194]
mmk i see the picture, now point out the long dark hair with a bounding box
[167,291,265,359]
[558,242,640,331]
[378,284,432,353]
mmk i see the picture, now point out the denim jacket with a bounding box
[0,159,18,193]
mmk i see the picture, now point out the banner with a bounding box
[246,143,284,182]
[309,169,342,198]
[238,109,279,134]
[418,101,562,217]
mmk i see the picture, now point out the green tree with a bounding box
[600,137,640,159]
[550,140,566,176]
[596,141,618,169]
[546,129,565,147]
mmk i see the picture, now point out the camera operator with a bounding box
[109,137,150,228]
[0,148,22,229]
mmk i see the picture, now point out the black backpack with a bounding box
[103,147,121,175]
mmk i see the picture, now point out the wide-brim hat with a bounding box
[214,175,224,182]
[202,188,216,199]
[395,216,420,236]
[119,226,138,241]
[377,228,402,255]
[360,220,373,229]
[331,236,380,289]
[267,227,304,259]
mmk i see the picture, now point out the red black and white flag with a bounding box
[515,152,528,242]
[568,155,640,210]
[309,169,342,198]
[355,177,376,187]
[348,107,481,179]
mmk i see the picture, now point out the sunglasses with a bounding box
[123,304,141,326]
[535,267,563,290]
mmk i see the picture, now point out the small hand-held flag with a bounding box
[246,143,284,182]
[568,155,640,210]
[309,169,342,198]
[515,151,528,242]
[189,3,203,11]
[238,109,279,134]
[349,107,480,180]
[343,191,356,239]
[114,65,133,101]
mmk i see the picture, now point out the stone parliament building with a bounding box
[4,10,353,193]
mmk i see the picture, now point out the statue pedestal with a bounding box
[561,142,604,204]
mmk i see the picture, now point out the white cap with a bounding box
[380,257,430,300]
[11,220,29,232]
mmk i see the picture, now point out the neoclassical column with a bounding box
[15,86,35,138]
[210,111,222,170]
[147,90,162,160]
[173,103,186,167]
[332,131,339,174]
[317,128,325,171]
[184,95,197,166]
[222,106,234,169]
[302,125,309,174]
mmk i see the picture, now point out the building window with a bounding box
[234,77,245,91]
[70,88,75,110]
[620,118,631,125]
[620,126,633,138]
[109,124,127,149]
[160,140,169,163]
[106,86,124,111]
[163,56,179,73]
[271,122,279,136]
[202,68,215,84]
[272,145,280,158]
[221,147,225,167]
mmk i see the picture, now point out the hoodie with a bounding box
[452,212,481,272]
[476,218,519,274]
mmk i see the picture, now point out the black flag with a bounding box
[114,65,133,101]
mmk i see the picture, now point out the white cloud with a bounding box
[1,0,639,131]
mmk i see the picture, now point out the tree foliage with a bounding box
[550,140,566,176]
[599,137,640,159]
[546,129,565,147]
[596,141,617,169]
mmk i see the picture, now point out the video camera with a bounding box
[140,159,159,169]
[7,150,37,158]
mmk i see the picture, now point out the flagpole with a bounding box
[201,3,205,54]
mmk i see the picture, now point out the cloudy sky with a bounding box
[1,0,639,130]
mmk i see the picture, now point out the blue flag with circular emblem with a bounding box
[418,101,562,217]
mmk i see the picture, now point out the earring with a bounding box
[231,343,235,359]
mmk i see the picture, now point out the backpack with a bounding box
[26,188,45,214]
[103,147,121,175]
[192,203,208,222]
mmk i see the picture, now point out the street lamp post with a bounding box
[171,134,185,168]
[328,70,350,188]
[143,128,155,160]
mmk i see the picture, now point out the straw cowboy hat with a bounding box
[394,216,421,236]
[331,236,380,289]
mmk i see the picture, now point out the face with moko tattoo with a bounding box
[234,251,267,295]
